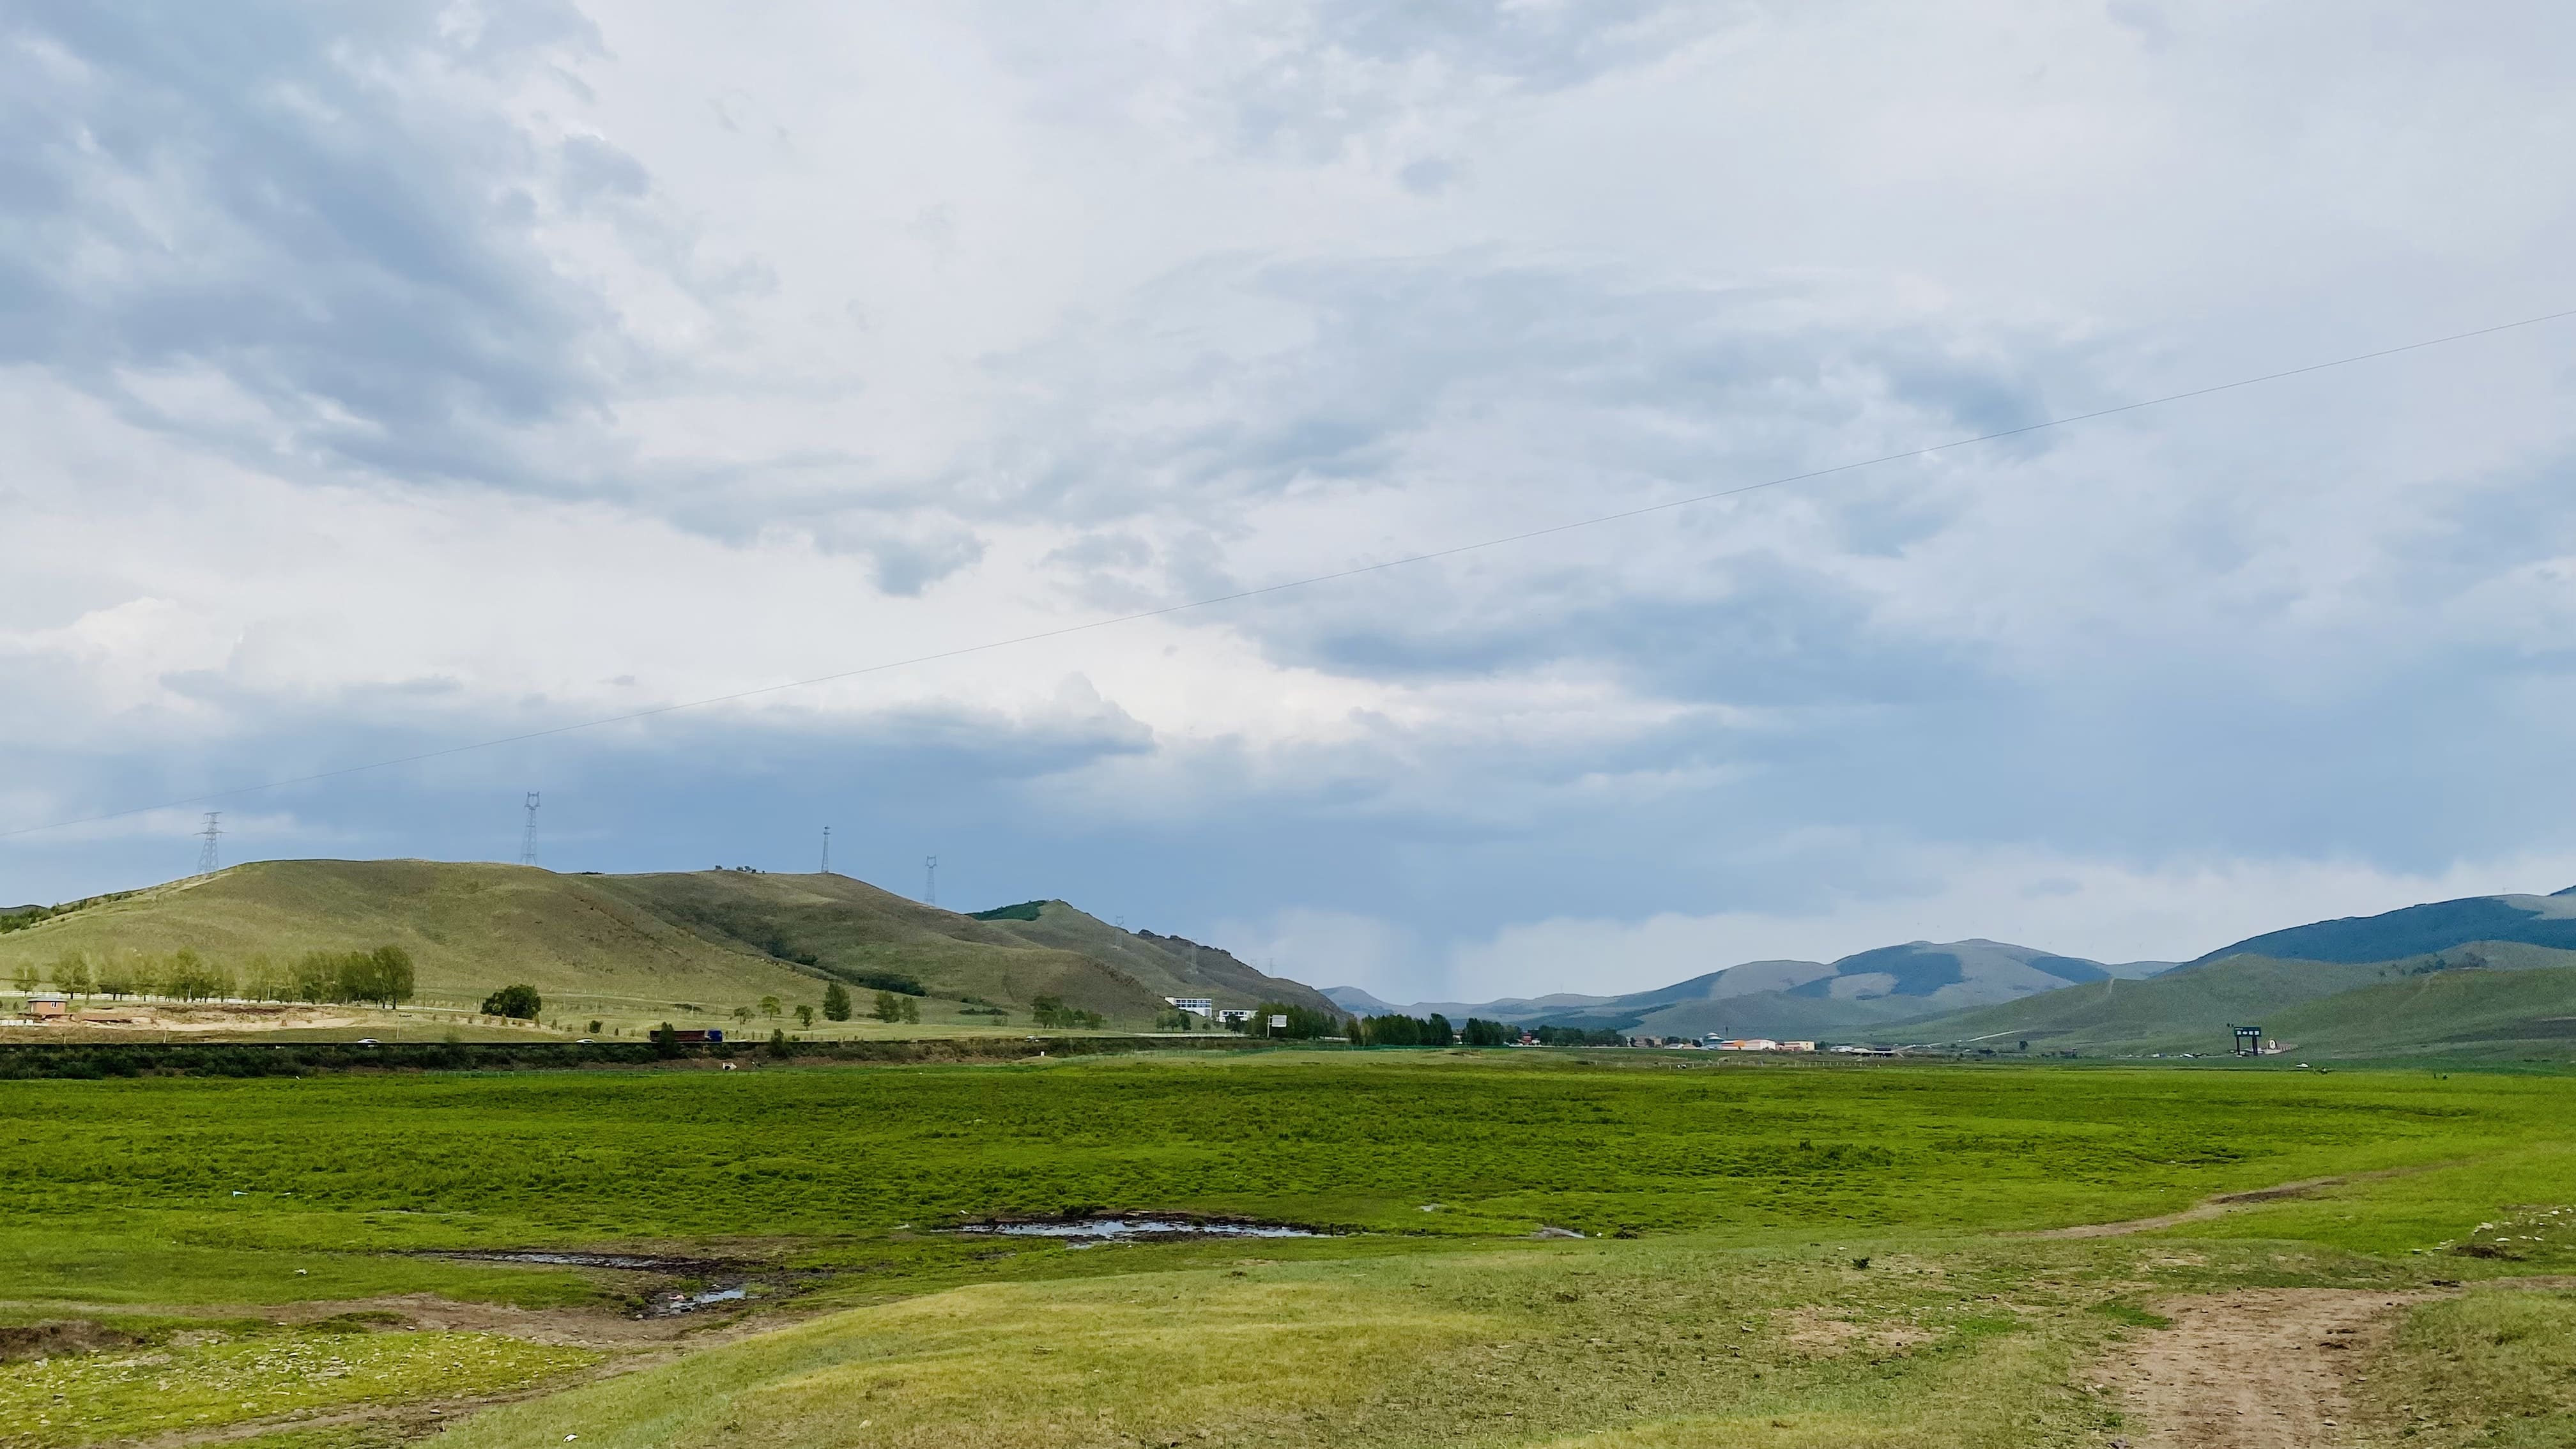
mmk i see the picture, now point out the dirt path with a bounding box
[2028,1179,2348,1239]
[2097,1288,2428,1449]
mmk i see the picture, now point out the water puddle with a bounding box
[645,1285,749,1316]
[947,1215,1336,1246]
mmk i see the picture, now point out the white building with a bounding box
[1165,997,1215,1016]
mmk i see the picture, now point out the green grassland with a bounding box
[11,1052,2576,1448]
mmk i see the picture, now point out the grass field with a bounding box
[10,1050,2576,1448]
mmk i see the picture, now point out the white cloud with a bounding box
[5,1,2576,998]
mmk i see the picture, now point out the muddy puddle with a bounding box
[947,1215,1338,1246]
[419,1249,738,1274]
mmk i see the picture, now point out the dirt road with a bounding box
[2099,1288,2425,1449]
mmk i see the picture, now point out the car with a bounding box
[355,1038,379,1045]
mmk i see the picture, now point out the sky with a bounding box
[6,1,2575,1004]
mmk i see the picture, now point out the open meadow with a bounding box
[8,1050,2576,1448]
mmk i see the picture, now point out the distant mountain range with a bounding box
[1327,939,2173,1038]
[1330,885,2576,1057]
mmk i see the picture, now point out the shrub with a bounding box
[482,984,543,1020]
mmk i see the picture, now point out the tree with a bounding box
[482,983,543,1020]
[900,995,919,1024]
[9,963,36,993]
[52,951,92,999]
[732,1005,755,1026]
[822,983,852,1022]
[1462,1018,1512,1047]
[872,990,902,1023]
[768,1027,791,1058]
[651,1021,683,1058]
[795,1004,815,1029]
[759,995,782,1019]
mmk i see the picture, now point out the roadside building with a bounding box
[1775,1040,1816,1053]
[26,996,67,1020]
[1165,997,1215,1016]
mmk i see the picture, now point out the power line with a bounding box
[4,305,2572,845]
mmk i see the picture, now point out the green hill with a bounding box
[967,900,1340,1017]
[1886,941,2576,1058]
[0,861,1174,1022]
[2193,888,2576,964]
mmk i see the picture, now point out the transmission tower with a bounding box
[820,825,832,875]
[196,812,222,876]
[924,855,937,907]
[520,792,540,867]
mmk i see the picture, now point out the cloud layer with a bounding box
[6,1,2575,1000]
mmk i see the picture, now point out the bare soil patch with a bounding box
[2030,1178,2347,1240]
[2097,1287,2432,1448]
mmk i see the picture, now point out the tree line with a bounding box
[12,946,414,1006]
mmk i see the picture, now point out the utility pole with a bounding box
[820,825,832,875]
[924,855,937,907]
[521,792,540,867]
[196,812,222,876]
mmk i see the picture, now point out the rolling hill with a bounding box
[0,861,1329,1025]
[2191,886,2576,965]
[1333,940,2174,1039]
[965,900,1340,1017]
[1886,940,2576,1058]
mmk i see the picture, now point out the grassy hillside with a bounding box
[2263,962,2576,1059]
[0,861,1169,1022]
[968,900,1340,1016]
[1884,954,2395,1054]
[1888,942,2576,1057]
[2195,889,2576,964]
[587,873,1166,1020]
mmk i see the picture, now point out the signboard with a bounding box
[1269,1015,1288,1029]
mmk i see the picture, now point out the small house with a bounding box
[26,997,67,1020]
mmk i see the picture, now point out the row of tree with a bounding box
[12,946,414,1007]
[1225,1001,1342,1039]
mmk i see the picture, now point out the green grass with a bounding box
[0,1322,597,1448]
[5,1053,2565,1256]
[19,1051,2576,1448]
[2356,1285,2576,1447]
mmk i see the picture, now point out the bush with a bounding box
[822,983,851,1022]
[481,984,544,1020]
[1031,995,1105,1030]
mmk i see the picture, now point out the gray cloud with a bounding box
[0,1,622,487]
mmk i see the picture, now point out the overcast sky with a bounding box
[6,1,2574,1002]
